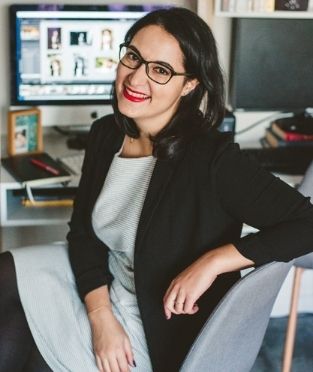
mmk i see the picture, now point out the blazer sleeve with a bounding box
[67,120,113,301]
[213,141,313,265]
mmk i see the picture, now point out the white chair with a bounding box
[180,261,292,372]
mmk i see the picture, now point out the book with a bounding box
[270,116,313,141]
[275,0,309,11]
[1,152,72,187]
[260,137,271,148]
[22,199,74,207]
[265,127,313,148]
[12,186,77,199]
[12,187,76,208]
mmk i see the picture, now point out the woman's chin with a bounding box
[117,100,144,120]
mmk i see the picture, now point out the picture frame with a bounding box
[7,108,43,156]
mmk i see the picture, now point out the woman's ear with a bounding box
[181,78,199,96]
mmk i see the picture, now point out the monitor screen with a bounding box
[229,18,313,112]
[10,4,169,106]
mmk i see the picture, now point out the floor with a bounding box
[252,314,313,372]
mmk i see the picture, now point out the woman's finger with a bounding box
[116,350,130,372]
[183,296,196,313]
[108,356,120,372]
[174,290,186,313]
[163,281,176,302]
[101,357,112,372]
[124,338,135,367]
[164,306,172,320]
[184,302,199,315]
[174,300,184,313]
[96,355,105,372]
[164,296,180,315]
[163,287,180,318]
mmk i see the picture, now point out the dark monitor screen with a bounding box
[9,4,168,106]
[229,18,313,111]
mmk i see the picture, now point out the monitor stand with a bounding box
[53,125,90,150]
[66,133,89,150]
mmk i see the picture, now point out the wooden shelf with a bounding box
[215,10,313,18]
[215,0,313,18]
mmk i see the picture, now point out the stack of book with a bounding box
[261,116,313,149]
[1,152,74,207]
[220,0,309,12]
[13,187,77,207]
[221,0,275,12]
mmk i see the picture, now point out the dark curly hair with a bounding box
[112,7,225,159]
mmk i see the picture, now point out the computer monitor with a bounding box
[229,18,313,112]
[9,4,169,106]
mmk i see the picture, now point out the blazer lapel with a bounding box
[89,127,124,211]
[135,156,181,254]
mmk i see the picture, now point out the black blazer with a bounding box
[67,115,313,372]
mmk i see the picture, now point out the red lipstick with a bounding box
[123,86,150,102]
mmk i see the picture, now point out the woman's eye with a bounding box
[126,51,140,61]
[154,66,170,76]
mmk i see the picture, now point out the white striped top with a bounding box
[91,147,157,371]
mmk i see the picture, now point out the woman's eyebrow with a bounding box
[129,44,175,70]
[128,44,142,57]
[153,60,174,70]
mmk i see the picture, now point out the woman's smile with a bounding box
[123,85,151,102]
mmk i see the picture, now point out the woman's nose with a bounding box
[127,63,148,85]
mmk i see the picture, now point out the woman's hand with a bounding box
[163,253,218,319]
[88,307,135,372]
[85,286,135,371]
[163,244,254,320]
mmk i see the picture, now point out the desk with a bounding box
[0,133,81,226]
[0,133,82,249]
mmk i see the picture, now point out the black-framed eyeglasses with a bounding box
[119,43,193,85]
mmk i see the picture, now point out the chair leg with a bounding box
[281,267,304,372]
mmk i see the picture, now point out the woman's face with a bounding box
[115,25,198,135]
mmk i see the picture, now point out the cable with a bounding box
[235,112,284,136]
[235,111,293,136]
[52,126,71,136]
[52,125,90,136]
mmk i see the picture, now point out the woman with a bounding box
[1,7,313,372]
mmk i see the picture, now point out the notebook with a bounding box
[1,152,72,187]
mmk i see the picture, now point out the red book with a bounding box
[271,117,313,142]
[265,128,313,148]
[276,131,313,142]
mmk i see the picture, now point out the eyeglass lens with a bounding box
[119,45,173,84]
